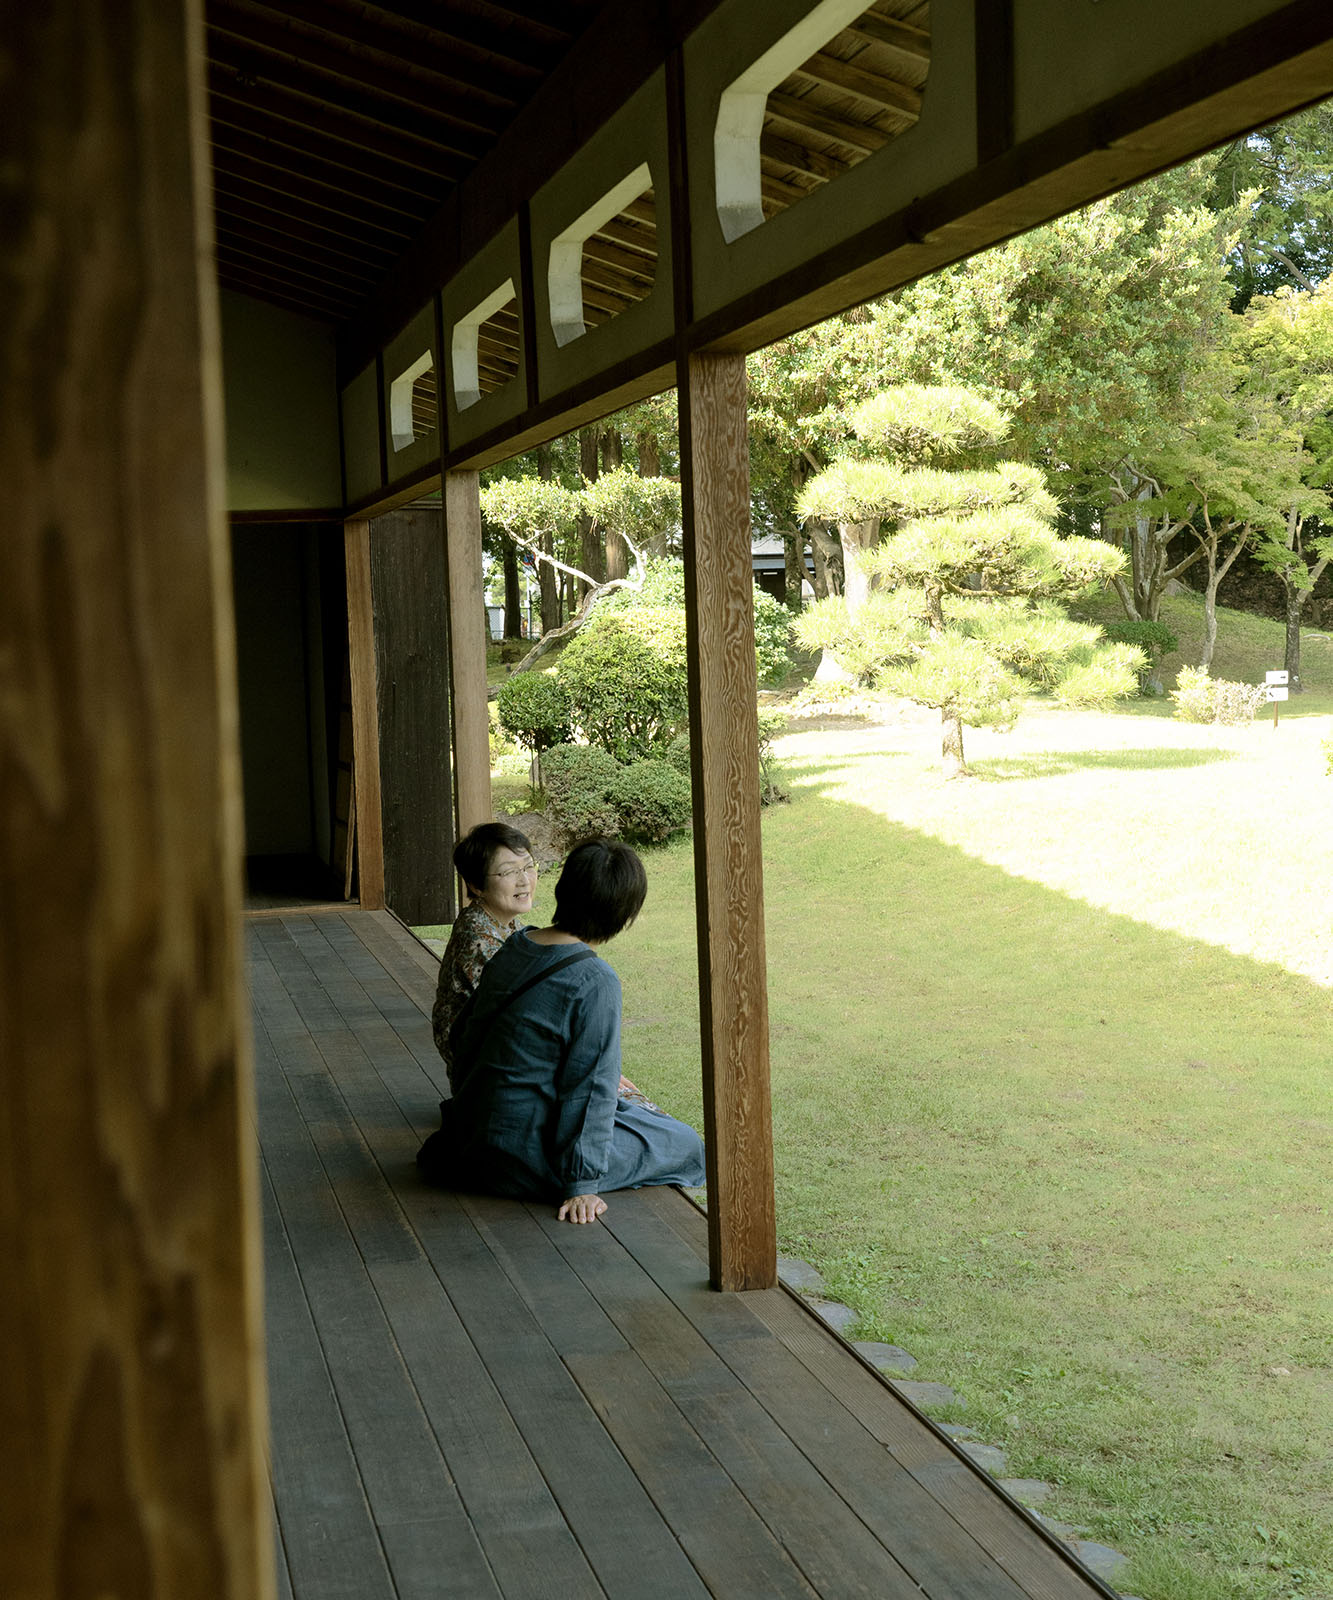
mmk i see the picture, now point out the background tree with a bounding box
[1209,103,1333,307]
[1234,280,1333,689]
[796,386,1137,777]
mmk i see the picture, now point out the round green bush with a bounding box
[541,744,621,841]
[753,588,794,687]
[559,609,688,762]
[497,670,573,757]
[604,759,692,844]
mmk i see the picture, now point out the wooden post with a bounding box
[679,351,778,1292]
[444,472,494,843]
[0,1,274,1595]
[345,519,387,910]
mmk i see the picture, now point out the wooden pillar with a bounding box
[0,2,274,1596]
[679,351,778,1292]
[444,472,493,843]
[345,519,387,910]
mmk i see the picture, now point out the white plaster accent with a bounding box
[714,0,872,242]
[388,350,434,450]
[451,278,517,410]
[547,162,653,346]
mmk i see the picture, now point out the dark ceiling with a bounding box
[205,0,933,339]
[205,0,603,323]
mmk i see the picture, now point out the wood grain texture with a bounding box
[444,472,494,842]
[368,508,455,926]
[679,351,777,1291]
[344,520,386,909]
[0,2,273,1595]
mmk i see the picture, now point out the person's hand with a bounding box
[557,1193,607,1224]
[618,1075,639,1095]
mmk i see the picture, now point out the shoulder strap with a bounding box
[451,946,596,1056]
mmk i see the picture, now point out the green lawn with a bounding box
[432,597,1332,1600]
[600,684,1333,1600]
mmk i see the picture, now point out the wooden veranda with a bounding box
[253,907,1113,1600]
[8,3,1333,1596]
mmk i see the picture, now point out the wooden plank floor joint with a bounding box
[250,909,1118,1600]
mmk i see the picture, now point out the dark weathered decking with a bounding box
[249,908,1111,1600]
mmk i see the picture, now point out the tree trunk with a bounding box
[637,429,661,477]
[1200,572,1219,671]
[806,519,839,599]
[537,445,561,632]
[600,429,629,579]
[782,529,804,611]
[839,517,881,613]
[941,709,966,780]
[578,426,604,598]
[501,534,522,638]
[1283,575,1305,692]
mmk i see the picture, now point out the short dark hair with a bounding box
[453,821,533,898]
[552,837,647,944]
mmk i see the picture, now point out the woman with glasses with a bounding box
[419,837,705,1224]
[431,822,539,1091]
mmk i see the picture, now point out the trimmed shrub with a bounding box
[1171,666,1268,725]
[664,731,691,776]
[559,608,688,762]
[597,556,792,686]
[497,670,573,763]
[753,588,794,686]
[604,759,692,844]
[1102,619,1179,693]
[542,745,621,840]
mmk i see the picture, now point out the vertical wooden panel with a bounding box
[679,351,778,1293]
[0,1,274,1595]
[444,472,494,843]
[368,507,456,926]
[345,519,387,910]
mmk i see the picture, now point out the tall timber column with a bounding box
[444,471,494,843]
[0,1,274,1596]
[679,351,778,1292]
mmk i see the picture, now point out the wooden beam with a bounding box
[678,352,777,1294]
[1,0,274,1594]
[764,89,891,155]
[790,52,923,118]
[345,520,387,909]
[443,474,494,844]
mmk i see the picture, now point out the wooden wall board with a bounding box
[1,3,273,1595]
[344,520,387,908]
[679,350,777,1291]
[368,507,456,925]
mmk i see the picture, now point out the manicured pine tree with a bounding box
[795,385,1141,777]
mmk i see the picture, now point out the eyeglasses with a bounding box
[490,859,538,882]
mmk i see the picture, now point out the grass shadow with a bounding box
[969,746,1240,781]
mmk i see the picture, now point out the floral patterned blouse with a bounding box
[432,901,522,1090]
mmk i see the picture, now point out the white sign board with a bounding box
[1267,685,1289,702]
[1266,670,1289,685]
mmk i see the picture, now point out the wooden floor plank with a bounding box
[251,911,1114,1600]
[606,1199,1037,1600]
[261,923,697,1600]
[254,947,606,1600]
[472,1194,924,1600]
[258,1158,397,1600]
[633,1190,1108,1600]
